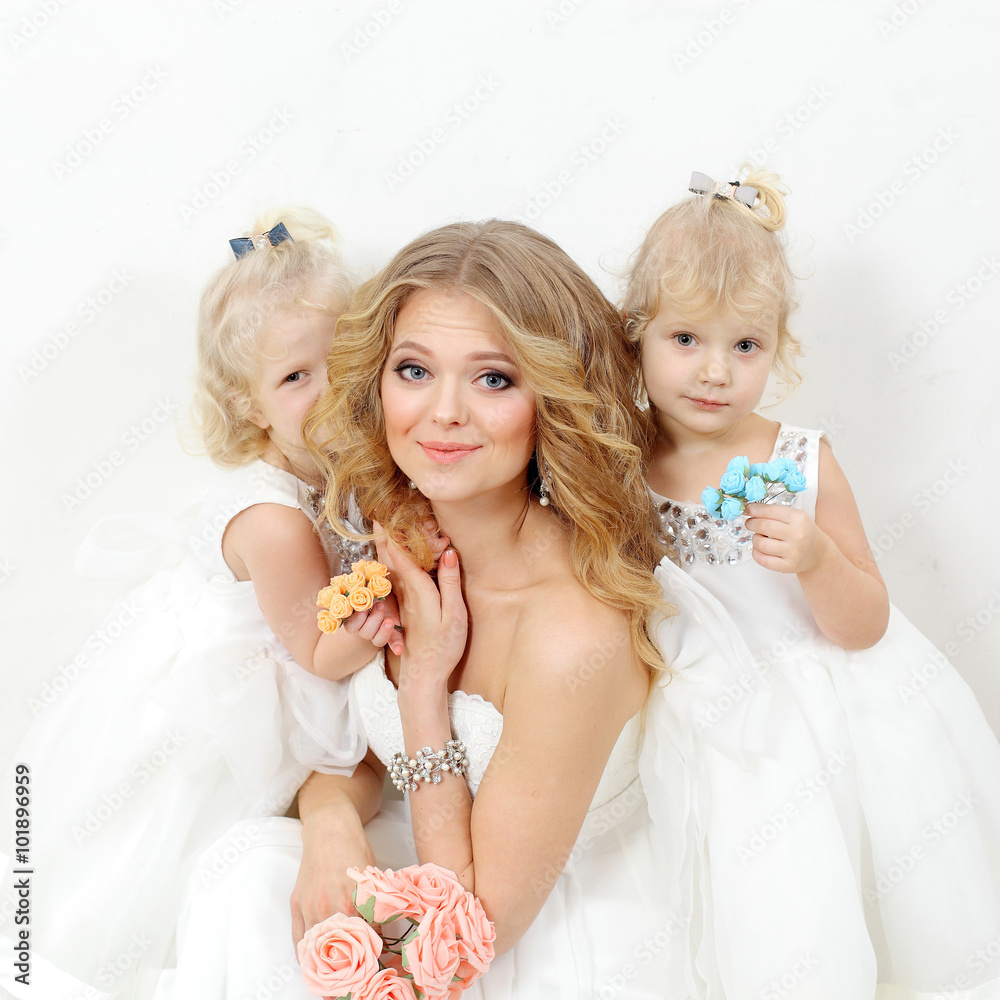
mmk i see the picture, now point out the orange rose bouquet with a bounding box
[316,560,394,634]
[296,862,495,999]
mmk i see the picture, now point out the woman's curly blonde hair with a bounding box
[307,219,671,684]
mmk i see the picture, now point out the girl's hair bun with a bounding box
[241,206,343,254]
[740,166,787,232]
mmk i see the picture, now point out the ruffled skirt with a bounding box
[644,559,1000,998]
[0,537,362,1000]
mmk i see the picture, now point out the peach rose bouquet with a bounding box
[296,862,495,1000]
[316,560,394,634]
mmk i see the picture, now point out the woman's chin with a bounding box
[416,485,477,505]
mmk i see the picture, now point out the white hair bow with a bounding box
[689,171,758,208]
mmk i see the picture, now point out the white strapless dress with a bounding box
[158,646,691,999]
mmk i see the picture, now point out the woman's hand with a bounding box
[368,520,450,659]
[744,503,829,574]
[388,541,468,695]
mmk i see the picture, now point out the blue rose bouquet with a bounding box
[702,455,807,520]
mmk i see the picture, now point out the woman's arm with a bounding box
[288,751,386,943]
[390,543,643,954]
[745,441,889,649]
[223,503,403,678]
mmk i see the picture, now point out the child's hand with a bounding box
[371,519,451,570]
[744,503,830,575]
[341,594,404,657]
[371,519,450,598]
[426,526,451,563]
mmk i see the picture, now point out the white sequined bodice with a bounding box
[653,426,811,568]
[351,653,644,841]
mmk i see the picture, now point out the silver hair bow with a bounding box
[689,171,758,208]
[229,221,293,259]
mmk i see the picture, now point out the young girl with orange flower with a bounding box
[0,209,399,1000]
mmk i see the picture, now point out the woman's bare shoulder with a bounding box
[510,574,638,700]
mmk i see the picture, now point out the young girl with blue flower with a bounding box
[623,169,1000,998]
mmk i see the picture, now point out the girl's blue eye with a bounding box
[479,372,511,390]
[735,340,758,354]
[285,371,303,383]
[674,333,695,346]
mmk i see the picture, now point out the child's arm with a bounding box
[223,502,401,680]
[744,441,889,650]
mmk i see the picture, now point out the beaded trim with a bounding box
[655,429,809,568]
[389,741,468,793]
[302,485,376,569]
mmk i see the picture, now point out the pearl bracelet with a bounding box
[389,740,468,793]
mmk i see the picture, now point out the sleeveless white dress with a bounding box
[0,460,366,1000]
[646,424,1000,998]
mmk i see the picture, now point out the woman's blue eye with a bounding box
[479,372,510,390]
[674,333,695,346]
[735,340,757,354]
[395,364,428,381]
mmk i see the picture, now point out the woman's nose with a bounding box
[431,377,467,425]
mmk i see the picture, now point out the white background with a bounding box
[3,0,999,763]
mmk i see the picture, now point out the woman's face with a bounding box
[381,288,536,504]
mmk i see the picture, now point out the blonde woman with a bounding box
[307,219,670,964]
[164,220,764,1000]
[164,220,655,999]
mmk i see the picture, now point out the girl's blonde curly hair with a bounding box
[622,168,802,434]
[190,207,353,468]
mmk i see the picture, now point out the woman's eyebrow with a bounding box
[388,339,431,355]
[389,342,514,365]
[467,351,514,364]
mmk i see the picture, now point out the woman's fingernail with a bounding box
[443,548,458,568]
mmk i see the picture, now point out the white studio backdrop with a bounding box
[2,0,998,765]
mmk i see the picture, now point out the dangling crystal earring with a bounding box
[536,459,551,507]
[538,480,550,506]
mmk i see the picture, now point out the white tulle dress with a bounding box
[646,424,1000,998]
[0,459,367,1000]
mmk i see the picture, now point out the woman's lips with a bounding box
[419,442,482,463]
